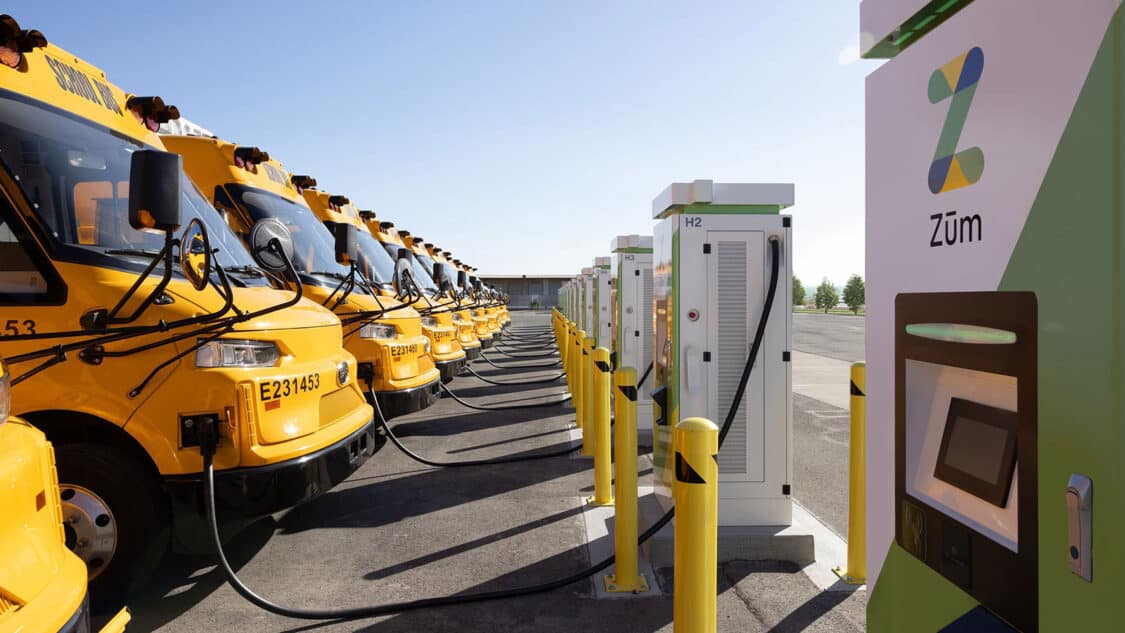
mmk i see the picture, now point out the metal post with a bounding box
[605,366,650,593]
[582,336,595,456]
[590,347,614,506]
[834,362,866,585]
[673,417,718,633]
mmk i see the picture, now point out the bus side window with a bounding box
[213,185,250,238]
[0,196,64,304]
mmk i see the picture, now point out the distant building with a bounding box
[481,274,570,310]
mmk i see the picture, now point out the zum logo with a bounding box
[928,47,984,194]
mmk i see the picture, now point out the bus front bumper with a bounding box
[165,420,375,552]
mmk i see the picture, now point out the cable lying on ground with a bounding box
[465,365,565,385]
[439,381,571,411]
[477,350,562,369]
[373,393,579,467]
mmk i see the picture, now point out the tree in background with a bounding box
[815,277,839,313]
[793,276,806,307]
[843,274,865,315]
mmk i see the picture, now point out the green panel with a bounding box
[681,203,783,215]
[997,11,1125,629]
[652,227,680,483]
[869,544,979,631]
[863,0,976,59]
[613,247,653,254]
[934,84,978,160]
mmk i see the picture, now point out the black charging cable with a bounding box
[477,350,562,370]
[464,365,565,386]
[373,391,579,466]
[198,237,778,621]
[439,382,571,411]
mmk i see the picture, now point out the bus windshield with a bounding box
[225,184,369,293]
[0,91,268,284]
[354,229,395,286]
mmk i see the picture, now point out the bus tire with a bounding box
[54,443,169,608]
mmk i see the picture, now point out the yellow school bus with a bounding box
[301,194,467,381]
[408,236,481,361]
[0,17,374,601]
[158,134,442,414]
[0,359,131,632]
[359,214,492,357]
[450,258,504,340]
[422,242,482,356]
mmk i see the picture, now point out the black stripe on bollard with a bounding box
[594,360,611,372]
[675,452,706,484]
[850,381,865,397]
[617,385,638,401]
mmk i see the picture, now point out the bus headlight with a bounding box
[0,358,10,423]
[195,339,280,368]
[451,313,464,323]
[423,338,432,355]
[337,361,350,386]
[421,316,437,327]
[359,324,397,340]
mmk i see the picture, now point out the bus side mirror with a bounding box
[248,218,296,273]
[332,223,358,265]
[392,248,412,297]
[179,218,212,291]
[129,150,182,232]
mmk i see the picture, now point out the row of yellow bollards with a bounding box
[552,309,719,632]
[553,309,867,630]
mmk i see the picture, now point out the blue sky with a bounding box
[13,1,870,285]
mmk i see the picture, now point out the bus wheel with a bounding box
[55,443,169,606]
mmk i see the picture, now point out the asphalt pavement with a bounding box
[793,313,865,363]
[790,311,865,539]
[112,311,864,633]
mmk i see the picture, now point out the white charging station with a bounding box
[611,235,654,432]
[579,267,594,335]
[590,257,612,349]
[651,180,794,526]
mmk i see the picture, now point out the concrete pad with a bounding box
[792,500,864,592]
[638,485,816,573]
[792,350,854,410]
[580,498,658,599]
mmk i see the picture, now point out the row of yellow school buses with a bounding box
[0,14,509,632]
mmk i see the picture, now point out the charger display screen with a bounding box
[934,398,1018,508]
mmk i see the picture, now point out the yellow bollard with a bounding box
[589,347,614,506]
[673,417,718,633]
[573,329,586,430]
[834,362,866,585]
[582,336,596,456]
[558,317,566,357]
[605,366,650,593]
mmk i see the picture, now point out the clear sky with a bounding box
[12,1,871,285]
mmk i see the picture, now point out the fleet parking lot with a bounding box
[113,311,866,633]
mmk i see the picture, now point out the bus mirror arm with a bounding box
[100,229,178,327]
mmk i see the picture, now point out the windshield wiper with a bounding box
[222,265,265,278]
[103,248,166,258]
[308,271,350,281]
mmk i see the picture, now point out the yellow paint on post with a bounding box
[590,347,614,506]
[835,362,867,585]
[582,336,596,457]
[563,322,574,393]
[673,417,718,633]
[574,329,586,430]
[605,366,651,593]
